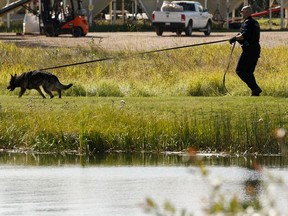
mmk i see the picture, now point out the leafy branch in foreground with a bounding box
[142,144,287,216]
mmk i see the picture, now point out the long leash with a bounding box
[222,42,236,95]
[37,38,233,95]
[38,39,229,71]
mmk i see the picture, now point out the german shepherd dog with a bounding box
[7,70,73,98]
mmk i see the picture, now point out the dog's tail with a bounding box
[52,75,73,90]
[58,83,73,90]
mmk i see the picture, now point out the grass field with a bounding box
[0,95,287,155]
[0,40,287,155]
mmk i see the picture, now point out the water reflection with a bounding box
[0,152,287,216]
[1,152,288,168]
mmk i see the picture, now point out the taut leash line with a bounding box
[38,39,229,71]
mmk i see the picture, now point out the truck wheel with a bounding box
[176,29,182,36]
[72,27,83,37]
[204,21,212,36]
[155,27,163,36]
[185,21,193,36]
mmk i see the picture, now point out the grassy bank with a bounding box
[0,41,288,97]
[0,96,287,154]
[0,41,287,154]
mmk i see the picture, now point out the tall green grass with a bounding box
[0,41,288,97]
[0,41,287,154]
[0,96,286,154]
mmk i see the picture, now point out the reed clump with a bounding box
[0,97,286,154]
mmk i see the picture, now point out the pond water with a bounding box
[0,153,288,216]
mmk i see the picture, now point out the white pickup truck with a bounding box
[152,1,213,36]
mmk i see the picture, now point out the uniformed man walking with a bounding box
[229,6,262,96]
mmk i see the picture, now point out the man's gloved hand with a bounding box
[229,36,237,44]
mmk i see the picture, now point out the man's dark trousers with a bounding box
[236,44,261,91]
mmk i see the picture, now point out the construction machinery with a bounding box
[0,0,89,37]
[40,0,88,37]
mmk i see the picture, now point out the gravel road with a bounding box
[0,31,287,51]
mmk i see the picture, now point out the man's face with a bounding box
[241,8,250,19]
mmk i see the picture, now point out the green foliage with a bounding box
[66,84,87,96]
[0,97,287,154]
[96,80,125,97]
[0,39,288,154]
[1,41,288,97]
[143,198,192,216]
[90,20,153,32]
[257,18,284,30]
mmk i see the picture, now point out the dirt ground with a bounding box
[0,31,287,51]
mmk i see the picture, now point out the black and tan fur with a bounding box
[7,70,73,98]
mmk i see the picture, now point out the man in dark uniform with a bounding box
[229,6,262,96]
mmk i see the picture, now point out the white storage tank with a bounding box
[23,13,39,34]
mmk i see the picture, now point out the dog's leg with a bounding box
[57,90,62,98]
[35,87,46,98]
[43,87,54,98]
[19,87,26,97]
